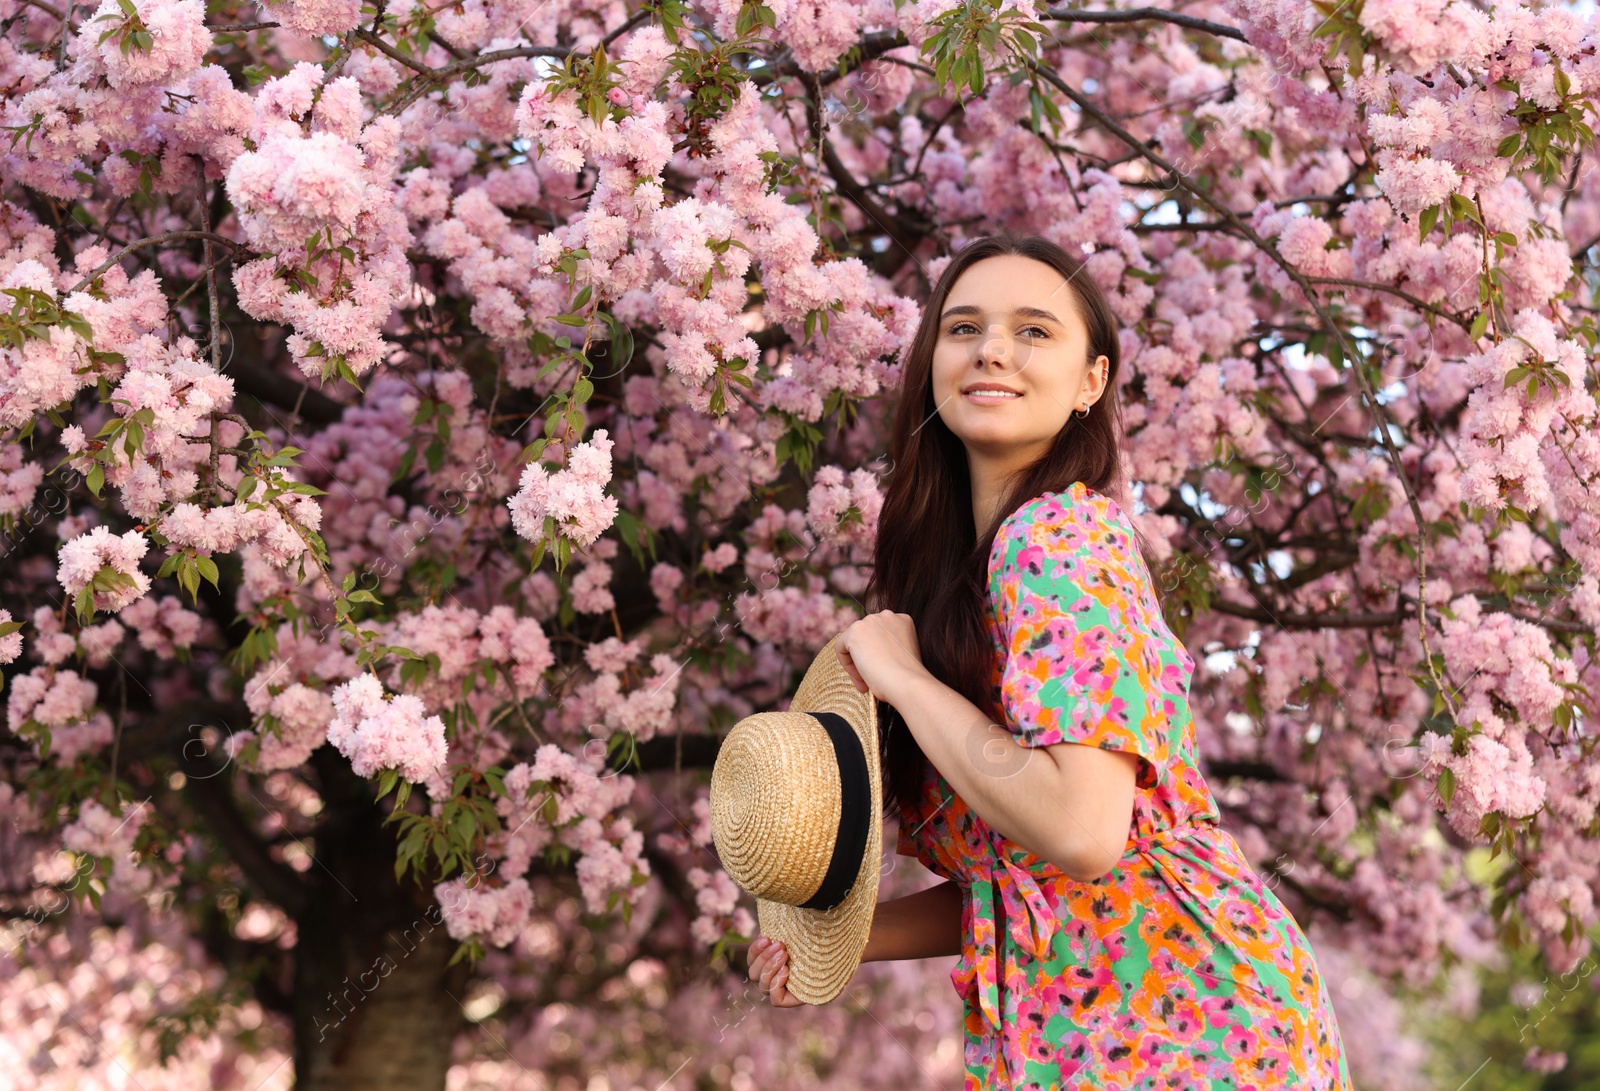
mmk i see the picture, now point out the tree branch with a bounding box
[751,29,912,88]
[375,10,650,115]
[67,231,254,295]
[228,328,346,425]
[1042,6,1247,42]
[1208,598,1406,629]
[353,27,439,77]
[177,717,313,917]
[1202,759,1291,782]
[819,135,929,277]
[616,734,722,774]
[15,0,64,18]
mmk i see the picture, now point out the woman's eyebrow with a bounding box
[939,304,1064,325]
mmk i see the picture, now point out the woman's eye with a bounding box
[946,322,1049,337]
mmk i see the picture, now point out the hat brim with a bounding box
[754,632,882,1005]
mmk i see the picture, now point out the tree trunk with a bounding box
[293,750,471,1091]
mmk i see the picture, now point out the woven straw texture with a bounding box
[710,712,842,906]
[709,632,881,1006]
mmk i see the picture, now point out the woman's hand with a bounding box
[835,610,931,708]
[747,935,804,1007]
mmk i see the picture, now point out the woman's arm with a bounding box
[886,669,1138,882]
[860,879,963,962]
[833,612,1140,881]
[747,880,963,1006]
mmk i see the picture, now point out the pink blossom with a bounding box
[326,674,448,782]
[88,0,210,90]
[274,0,362,36]
[507,429,620,549]
[805,463,884,551]
[0,609,21,664]
[57,527,151,613]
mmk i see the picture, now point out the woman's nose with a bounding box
[979,324,1012,364]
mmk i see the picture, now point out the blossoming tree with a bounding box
[2,0,1599,1085]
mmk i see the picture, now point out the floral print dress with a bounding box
[895,482,1353,1090]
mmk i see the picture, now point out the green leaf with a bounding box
[86,462,104,497]
[1436,765,1457,807]
[178,557,200,602]
[1418,204,1439,241]
[1469,309,1490,341]
[62,311,94,341]
[196,555,220,590]
[1495,132,1522,158]
[391,445,418,484]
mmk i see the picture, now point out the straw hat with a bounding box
[709,632,881,1004]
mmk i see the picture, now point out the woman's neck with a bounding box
[967,449,1037,538]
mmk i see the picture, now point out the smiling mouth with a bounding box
[962,389,1022,402]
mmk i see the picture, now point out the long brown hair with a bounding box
[864,232,1134,819]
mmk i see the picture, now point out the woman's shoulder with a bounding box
[990,481,1133,561]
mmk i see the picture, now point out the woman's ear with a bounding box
[1086,354,1110,401]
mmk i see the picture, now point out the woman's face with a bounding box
[930,253,1108,468]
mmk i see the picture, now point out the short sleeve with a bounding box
[992,489,1189,791]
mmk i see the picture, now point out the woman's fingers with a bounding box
[769,962,802,1007]
[748,938,802,1005]
[758,943,787,992]
[746,937,773,980]
[763,949,796,1006]
[834,637,870,694]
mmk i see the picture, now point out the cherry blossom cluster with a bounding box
[6,667,112,765]
[805,462,886,555]
[325,673,449,783]
[436,741,649,939]
[228,65,413,381]
[55,526,151,613]
[506,427,621,549]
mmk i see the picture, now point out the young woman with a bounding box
[746,233,1353,1089]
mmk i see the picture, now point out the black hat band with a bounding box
[797,711,871,911]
